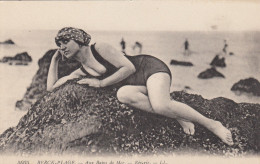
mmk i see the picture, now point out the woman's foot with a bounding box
[177,119,195,135]
[207,120,234,146]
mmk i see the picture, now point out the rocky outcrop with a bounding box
[231,78,260,96]
[210,55,226,67]
[0,52,32,65]
[198,67,225,79]
[15,49,81,111]
[170,59,193,66]
[0,39,15,44]
[0,81,259,156]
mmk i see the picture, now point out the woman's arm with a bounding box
[51,69,85,90]
[47,50,61,91]
[47,50,85,91]
[48,67,85,91]
[96,43,136,87]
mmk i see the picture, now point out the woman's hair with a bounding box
[55,27,91,47]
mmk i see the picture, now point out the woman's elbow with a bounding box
[46,85,54,92]
[128,64,136,75]
[46,87,52,92]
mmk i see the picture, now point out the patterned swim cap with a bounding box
[55,27,91,46]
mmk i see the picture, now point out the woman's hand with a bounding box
[77,78,102,88]
[52,49,62,61]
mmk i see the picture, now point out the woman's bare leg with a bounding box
[144,72,233,145]
[117,85,195,135]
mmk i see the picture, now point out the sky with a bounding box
[0,1,260,31]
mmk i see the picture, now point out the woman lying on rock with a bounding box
[47,27,234,146]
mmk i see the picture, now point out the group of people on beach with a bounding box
[183,39,229,56]
[120,38,142,54]
[47,27,234,146]
[121,37,229,57]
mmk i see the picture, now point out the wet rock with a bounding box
[198,67,225,79]
[14,52,32,62]
[0,82,259,156]
[0,52,32,64]
[0,39,15,44]
[210,55,226,67]
[170,59,193,66]
[231,78,260,96]
[15,49,81,111]
[1,49,258,156]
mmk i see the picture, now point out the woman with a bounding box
[47,27,234,146]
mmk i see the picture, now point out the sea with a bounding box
[0,30,259,134]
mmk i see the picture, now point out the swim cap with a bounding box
[55,27,91,46]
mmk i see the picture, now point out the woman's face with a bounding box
[58,39,80,59]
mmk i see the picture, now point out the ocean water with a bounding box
[0,30,260,134]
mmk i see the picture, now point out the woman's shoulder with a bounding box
[94,42,113,50]
[94,42,118,56]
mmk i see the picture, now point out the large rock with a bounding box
[210,55,226,67]
[15,49,81,111]
[198,67,225,79]
[0,39,15,44]
[231,78,260,96]
[2,49,259,156]
[170,59,193,66]
[0,82,259,156]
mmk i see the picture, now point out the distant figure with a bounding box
[183,39,190,55]
[120,38,126,52]
[133,41,142,53]
[222,40,228,55]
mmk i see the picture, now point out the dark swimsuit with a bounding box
[80,44,172,86]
